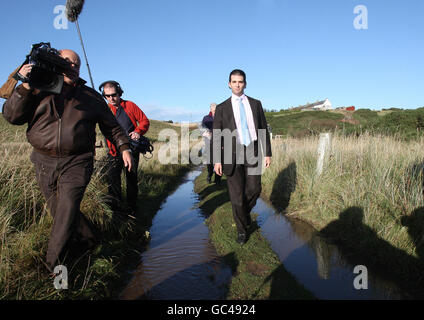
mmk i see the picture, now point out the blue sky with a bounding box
[0,0,423,122]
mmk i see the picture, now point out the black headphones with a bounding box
[98,80,124,97]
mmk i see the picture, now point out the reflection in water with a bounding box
[119,167,407,300]
[255,199,406,299]
[119,169,232,300]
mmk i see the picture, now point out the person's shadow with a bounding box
[407,161,424,189]
[319,206,424,298]
[270,161,297,213]
[254,263,316,299]
[197,173,229,219]
[401,207,424,265]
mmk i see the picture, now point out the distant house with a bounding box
[300,98,333,111]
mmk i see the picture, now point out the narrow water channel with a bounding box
[119,169,232,299]
[120,168,406,300]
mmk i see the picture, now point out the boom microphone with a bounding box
[66,0,85,22]
[65,0,95,89]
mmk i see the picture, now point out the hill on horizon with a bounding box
[265,107,424,140]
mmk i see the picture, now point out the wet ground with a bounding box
[120,168,406,300]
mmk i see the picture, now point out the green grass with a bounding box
[194,170,315,300]
[352,109,380,124]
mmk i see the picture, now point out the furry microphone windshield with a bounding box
[66,0,85,22]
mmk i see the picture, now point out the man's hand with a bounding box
[264,157,271,169]
[122,149,134,172]
[18,64,33,90]
[129,131,140,140]
[214,163,223,176]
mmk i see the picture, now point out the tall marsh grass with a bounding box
[0,125,49,297]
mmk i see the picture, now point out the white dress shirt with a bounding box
[231,94,257,145]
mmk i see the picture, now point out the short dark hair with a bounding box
[229,69,246,83]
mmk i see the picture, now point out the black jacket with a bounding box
[212,96,272,176]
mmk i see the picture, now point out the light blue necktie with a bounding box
[238,97,251,146]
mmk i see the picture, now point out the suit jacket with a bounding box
[212,96,272,176]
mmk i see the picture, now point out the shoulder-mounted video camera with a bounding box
[13,42,73,94]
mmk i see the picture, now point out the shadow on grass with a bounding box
[193,168,230,217]
[270,161,297,213]
[407,161,424,191]
[252,262,316,300]
[319,206,424,299]
[401,207,424,266]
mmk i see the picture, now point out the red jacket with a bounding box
[107,99,150,156]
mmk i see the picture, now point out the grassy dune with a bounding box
[262,134,424,298]
[0,117,192,299]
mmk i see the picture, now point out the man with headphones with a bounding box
[99,80,150,214]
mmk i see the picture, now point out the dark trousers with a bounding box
[106,152,139,211]
[30,150,96,270]
[226,164,262,235]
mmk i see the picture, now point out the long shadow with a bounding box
[318,206,424,298]
[401,207,424,269]
[198,192,230,221]
[197,184,230,219]
[270,161,297,213]
[255,263,316,300]
[408,161,424,189]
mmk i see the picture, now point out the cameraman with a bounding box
[99,81,149,215]
[2,49,134,272]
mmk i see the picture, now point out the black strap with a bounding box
[115,104,135,135]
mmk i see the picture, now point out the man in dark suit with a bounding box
[213,69,272,244]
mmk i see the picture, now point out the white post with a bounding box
[316,133,332,176]
[282,142,287,154]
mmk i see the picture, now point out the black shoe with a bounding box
[207,175,212,183]
[236,233,247,244]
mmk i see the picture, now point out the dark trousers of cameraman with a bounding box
[30,150,98,271]
[106,151,140,212]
